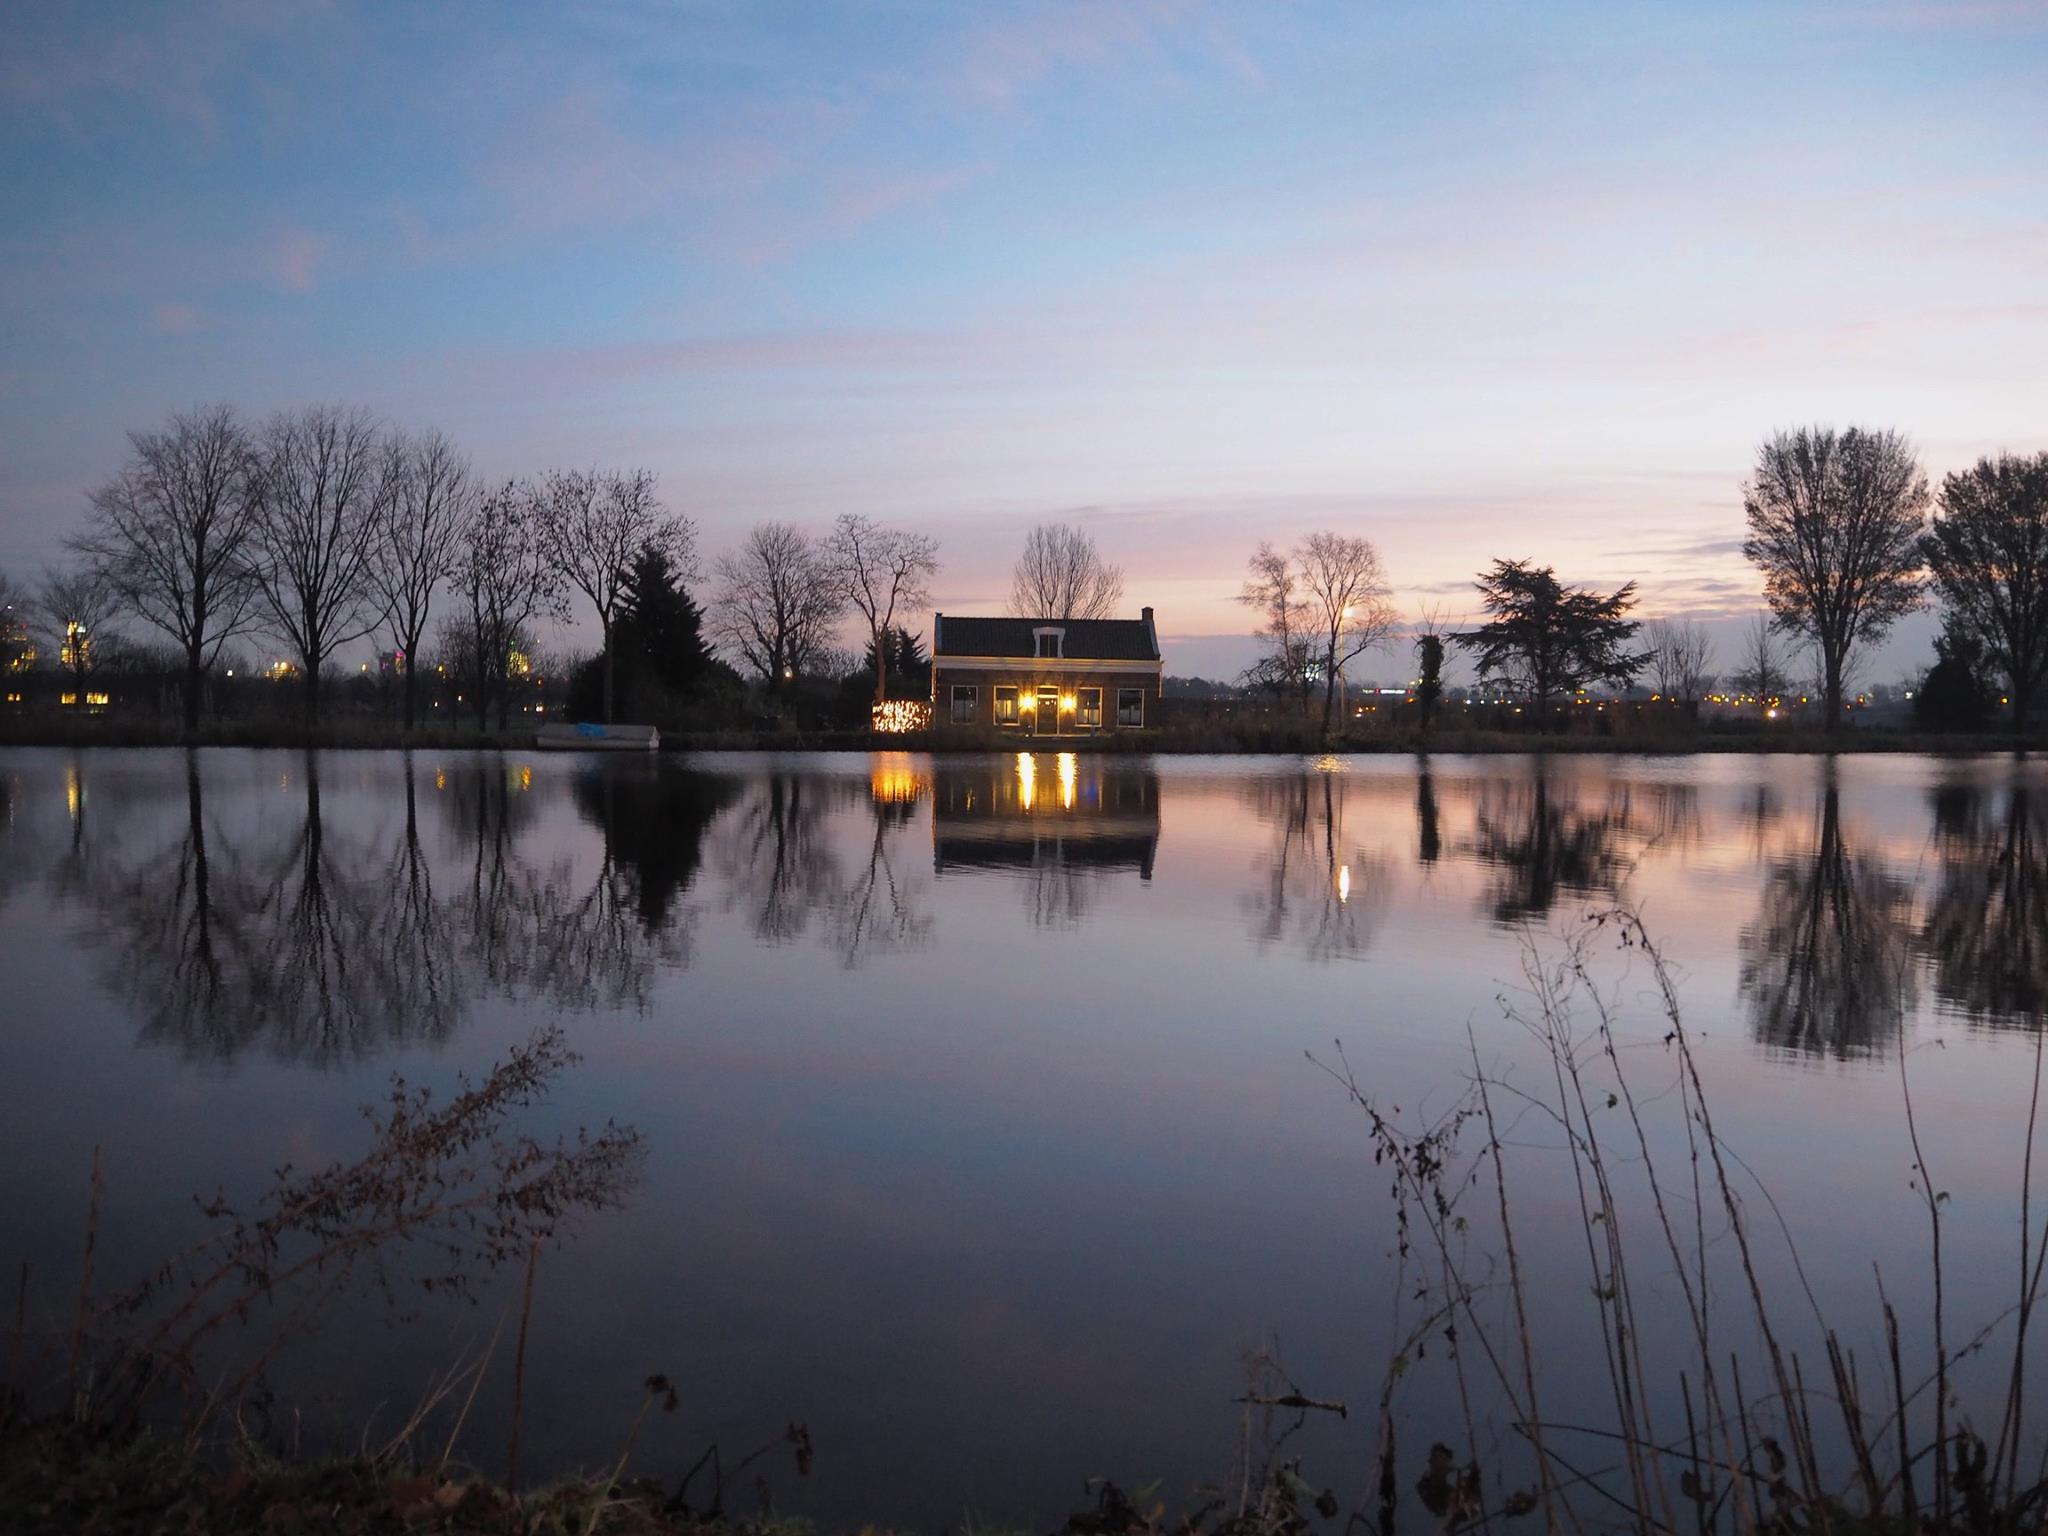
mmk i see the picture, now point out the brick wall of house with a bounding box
[930,666,1161,732]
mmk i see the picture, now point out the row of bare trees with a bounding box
[708,516,942,704]
[48,404,689,728]
[706,515,1140,705]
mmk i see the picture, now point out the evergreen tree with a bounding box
[861,626,930,698]
[1916,619,1998,733]
[568,542,713,719]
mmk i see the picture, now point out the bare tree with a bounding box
[455,481,562,730]
[244,405,394,721]
[1922,450,2048,732]
[35,565,123,690]
[1296,531,1396,734]
[1742,425,1928,732]
[1645,618,1716,708]
[370,429,476,731]
[536,467,692,723]
[710,522,843,689]
[1238,541,1312,712]
[70,404,262,730]
[1731,613,1790,713]
[825,514,940,706]
[1008,520,1124,619]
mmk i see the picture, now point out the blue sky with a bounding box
[3,0,2044,678]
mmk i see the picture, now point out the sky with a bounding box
[2,0,2045,682]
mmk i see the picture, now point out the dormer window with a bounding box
[1033,627,1064,659]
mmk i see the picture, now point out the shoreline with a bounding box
[0,722,2039,757]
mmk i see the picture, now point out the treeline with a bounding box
[3,410,2044,741]
[0,404,965,735]
[1233,426,2048,735]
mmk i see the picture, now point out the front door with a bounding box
[1036,686,1059,735]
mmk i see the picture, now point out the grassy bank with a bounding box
[0,716,2039,755]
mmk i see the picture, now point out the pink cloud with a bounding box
[271,227,331,292]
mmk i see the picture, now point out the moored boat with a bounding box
[534,722,660,751]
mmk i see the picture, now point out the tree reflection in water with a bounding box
[570,761,740,935]
[439,757,664,1012]
[710,765,933,964]
[1241,765,1386,961]
[1739,769,1916,1059]
[1465,763,1696,926]
[1920,779,2048,1028]
[58,752,746,1062]
[66,751,460,1063]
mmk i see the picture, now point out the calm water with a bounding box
[2,747,2045,1524]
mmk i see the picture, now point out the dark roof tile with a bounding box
[933,614,1160,662]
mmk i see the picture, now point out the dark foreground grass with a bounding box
[0,1418,765,1536]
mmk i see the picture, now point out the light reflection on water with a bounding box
[0,746,2045,1524]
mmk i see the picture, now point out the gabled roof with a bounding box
[933,614,1161,662]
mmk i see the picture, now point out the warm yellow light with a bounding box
[1057,751,1077,810]
[871,699,932,734]
[1059,693,1076,712]
[1020,693,1037,711]
[1016,751,1036,811]
[871,752,926,804]
[65,765,81,821]
[1337,864,1351,904]
[1766,707,1779,720]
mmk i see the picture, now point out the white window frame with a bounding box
[994,684,1019,725]
[1077,686,1102,728]
[1116,687,1144,727]
[950,684,979,724]
[1033,626,1065,659]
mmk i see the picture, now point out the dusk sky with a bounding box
[4,0,2045,679]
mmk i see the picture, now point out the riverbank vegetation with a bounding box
[3,410,2045,749]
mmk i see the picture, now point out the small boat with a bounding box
[534,721,660,752]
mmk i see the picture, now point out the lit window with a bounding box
[1077,687,1101,728]
[994,684,1019,724]
[950,684,978,724]
[1117,687,1144,727]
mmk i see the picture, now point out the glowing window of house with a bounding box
[1033,628,1064,658]
[994,685,1020,724]
[1077,687,1102,727]
[950,684,979,724]
[1117,687,1144,726]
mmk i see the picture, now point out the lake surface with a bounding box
[2,747,2045,1525]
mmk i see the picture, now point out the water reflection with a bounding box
[1740,772,1917,1060]
[1920,779,2048,1029]
[571,763,740,931]
[64,751,463,1062]
[932,755,1159,929]
[708,769,934,964]
[1466,764,1696,925]
[1241,768,1385,960]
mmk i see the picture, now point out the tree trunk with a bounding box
[305,658,322,725]
[601,617,615,724]
[1823,653,1845,735]
[402,648,418,733]
[1321,646,1339,737]
[183,642,204,734]
[872,634,887,707]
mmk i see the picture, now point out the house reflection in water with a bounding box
[932,754,1160,902]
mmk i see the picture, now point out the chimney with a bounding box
[1141,606,1153,624]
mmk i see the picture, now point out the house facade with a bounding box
[930,610,1163,734]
